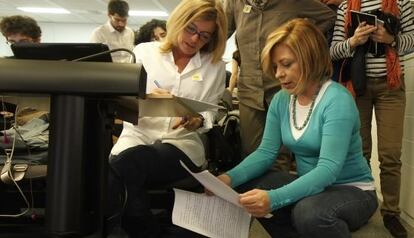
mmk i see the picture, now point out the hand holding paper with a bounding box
[180,161,273,218]
[239,189,272,218]
[180,161,241,206]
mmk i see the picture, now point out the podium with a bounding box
[0,58,146,237]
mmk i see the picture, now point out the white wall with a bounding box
[400,53,414,227]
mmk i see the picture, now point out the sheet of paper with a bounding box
[172,188,251,238]
[180,161,240,207]
[138,93,225,117]
[180,161,273,218]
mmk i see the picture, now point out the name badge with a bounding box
[243,5,252,13]
[192,73,203,81]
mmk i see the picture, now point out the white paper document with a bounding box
[172,188,251,238]
[138,94,225,117]
[180,161,241,206]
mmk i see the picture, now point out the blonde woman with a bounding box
[107,0,227,237]
[211,19,377,237]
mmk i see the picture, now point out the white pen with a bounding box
[154,80,162,88]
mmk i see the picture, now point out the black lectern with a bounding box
[0,58,146,237]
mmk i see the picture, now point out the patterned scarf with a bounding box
[344,0,401,91]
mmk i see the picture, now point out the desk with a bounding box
[0,59,146,237]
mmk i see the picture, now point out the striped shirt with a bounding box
[330,0,414,78]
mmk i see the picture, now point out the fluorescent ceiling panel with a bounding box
[129,10,168,17]
[17,7,70,14]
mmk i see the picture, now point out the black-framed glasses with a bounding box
[6,38,32,45]
[184,23,213,43]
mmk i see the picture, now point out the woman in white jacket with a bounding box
[107,0,227,237]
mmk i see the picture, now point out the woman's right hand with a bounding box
[349,22,377,49]
[205,174,232,196]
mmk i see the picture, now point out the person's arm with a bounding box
[267,87,359,211]
[224,0,236,38]
[320,0,343,6]
[227,59,239,93]
[226,92,285,188]
[329,2,355,60]
[197,61,226,132]
[300,0,337,35]
[394,0,414,53]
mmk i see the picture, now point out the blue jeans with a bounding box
[236,171,378,238]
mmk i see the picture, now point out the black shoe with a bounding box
[383,214,407,238]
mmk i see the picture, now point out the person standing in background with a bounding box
[107,0,227,236]
[330,0,414,237]
[90,0,134,63]
[224,0,336,169]
[0,15,41,44]
[134,18,167,45]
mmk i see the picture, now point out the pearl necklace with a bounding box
[292,94,316,131]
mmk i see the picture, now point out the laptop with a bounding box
[11,42,112,62]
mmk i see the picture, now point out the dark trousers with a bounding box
[107,143,192,238]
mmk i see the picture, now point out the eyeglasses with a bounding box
[6,38,32,45]
[184,23,213,43]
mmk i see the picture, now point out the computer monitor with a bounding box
[11,43,112,62]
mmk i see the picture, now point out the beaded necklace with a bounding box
[292,94,317,131]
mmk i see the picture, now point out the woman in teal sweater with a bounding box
[213,19,378,237]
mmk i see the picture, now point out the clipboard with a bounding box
[350,10,378,54]
[138,93,225,117]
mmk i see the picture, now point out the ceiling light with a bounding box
[129,11,168,17]
[17,7,70,14]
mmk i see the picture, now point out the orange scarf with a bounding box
[344,0,401,93]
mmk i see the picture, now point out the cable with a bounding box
[71,48,136,64]
[0,105,32,218]
[1,96,13,144]
[106,162,128,222]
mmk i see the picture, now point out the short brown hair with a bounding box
[0,15,41,40]
[160,0,227,63]
[108,0,129,17]
[261,18,332,95]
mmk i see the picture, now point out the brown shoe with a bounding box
[383,214,407,238]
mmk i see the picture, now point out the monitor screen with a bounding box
[11,43,112,62]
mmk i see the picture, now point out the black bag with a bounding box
[207,111,242,174]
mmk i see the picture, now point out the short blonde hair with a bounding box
[261,18,332,95]
[160,0,227,63]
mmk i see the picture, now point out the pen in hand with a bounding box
[152,80,170,95]
[154,80,162,88]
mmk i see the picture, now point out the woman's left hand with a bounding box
[239,189,271,217]
[172,115,203,131]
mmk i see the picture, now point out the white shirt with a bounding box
[290,80,332,140]
[110,42,226,166]
[90,21,135,63]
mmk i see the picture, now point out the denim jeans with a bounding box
[236,171,378,238]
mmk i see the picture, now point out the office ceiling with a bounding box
[0,0,181,26]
